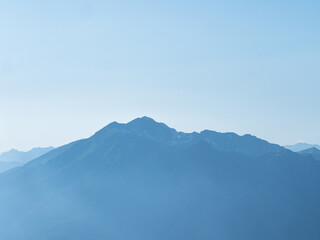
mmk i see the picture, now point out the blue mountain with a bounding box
[284,142,320,152]
[0,147,54,173]
[0,117,319,240]
[298,147,320,161]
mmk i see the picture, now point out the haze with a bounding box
[1,0,319,152]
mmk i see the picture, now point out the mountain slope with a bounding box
[0,147,54,173]
[0,117,319,240]
[0,161,22,174]
[284,142,320,152]
[298,147,320,161]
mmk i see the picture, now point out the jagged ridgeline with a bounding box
[0,117,320,240]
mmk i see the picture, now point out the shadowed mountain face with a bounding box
[298,147,320,161]
[0,117,320,240]
[0,147,54,173]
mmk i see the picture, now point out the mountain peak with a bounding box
[298,147,320,161]
[300,147,320,154]
[126,116,178,142]
[309,147,320,152]
[127,116,170,128]
[284,142,320,152]
[91,117,283,157]
[130,116,155,122]
[127,116,158,126]
[93,117,177,143]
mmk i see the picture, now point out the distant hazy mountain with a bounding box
[0,117,319,240]
[0,161,22,174]
[284,142,320,152]
[0,147,54,173]
[298,147,320,161]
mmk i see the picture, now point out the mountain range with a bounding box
[0,117,319,240]
[0,147,54,173]
[284,142,320,152]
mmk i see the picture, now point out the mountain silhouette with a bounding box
[0,147,54,173]
[284,142,320,152]
[95,117,283,157]
[0,117,319,240]
[298,147,320,161]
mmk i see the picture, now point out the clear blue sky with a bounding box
[0,0,319,152]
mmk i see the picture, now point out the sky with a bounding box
[0,0,319,152]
